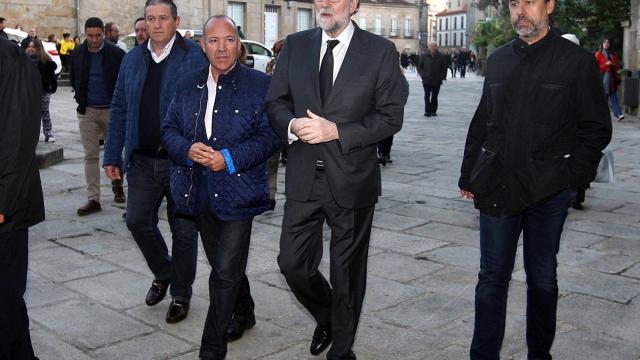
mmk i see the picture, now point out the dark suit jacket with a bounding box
[0,38,45,233]
[266,24,404,209]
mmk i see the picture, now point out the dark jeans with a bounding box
[278,170,374,360]
[0,230,37,360]
[125,153,198,302]
[471,190,571,360]
[422,82,441,115]
[460,65,467,78]
[197,208,253,358]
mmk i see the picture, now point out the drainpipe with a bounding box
[75,0,80,36]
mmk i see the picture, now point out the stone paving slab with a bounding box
[29,246,118,283]
[30,299,153,350]
[91,332,195,360]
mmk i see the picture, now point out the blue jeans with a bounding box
[609,91,623,118]
[196,207,253,359]
[125,153,198,301]
[470,190,571,360]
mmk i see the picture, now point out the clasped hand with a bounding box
[188,143,226,172]
[291,110,339,144]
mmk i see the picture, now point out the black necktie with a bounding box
[319,40,340,105]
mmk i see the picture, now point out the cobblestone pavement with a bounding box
[27,70,640,360]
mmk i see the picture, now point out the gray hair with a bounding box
[144,0,178,20]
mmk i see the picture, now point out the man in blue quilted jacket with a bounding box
[103,0,207,324]
[162,15,280,360]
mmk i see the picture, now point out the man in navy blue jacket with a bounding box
[103,0,208,324]
[162,15,280,360]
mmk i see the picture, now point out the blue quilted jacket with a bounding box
[162,63,281,219]
[103,33,208,172]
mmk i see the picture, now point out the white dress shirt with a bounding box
[204,66,217,139]
[203,63,238,139]
[288,22,356,143]
[148,34,176,63]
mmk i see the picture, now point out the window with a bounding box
[248,42,269,56]
[453,32,457,46]
[439,18,442,31]
[227,2,245,31]
[359,16,366,30]
[390,17,397,36]
[445,33,448,45]
[404,17,411,37]
[461,15,465,29]
[445,18,448,31]
[375,15,382,35]
[438,33,442,46]
[297,9,312,32]
[454,16,457,30]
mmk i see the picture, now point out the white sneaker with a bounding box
[617,114,625,122]
[45,136,56,143]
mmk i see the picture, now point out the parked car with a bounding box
[242,40,273,73]
[4,28,62,76]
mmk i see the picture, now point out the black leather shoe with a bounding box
[166,300,190,323]
[145,279,170,306]
[227,313,256,342]
[310,325,332,356]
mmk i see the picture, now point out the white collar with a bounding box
[148,33,177,63]
[208,62,237,83]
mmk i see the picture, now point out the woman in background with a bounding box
[595,38,624,121]
[26,39,57,142]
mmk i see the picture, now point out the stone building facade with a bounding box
[354,0,420,52]
[2,0,417,51]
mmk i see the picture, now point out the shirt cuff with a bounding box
[287,118,299,144]
[220,148,236,174]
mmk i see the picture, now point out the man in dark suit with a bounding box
[266,0,404,357]
[0,37,45,360]
[418,41,448,117]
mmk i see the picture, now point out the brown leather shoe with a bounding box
[145,279,170,306]
[77,200,101,216]
[166,300,190,323]
[112,185,126,203]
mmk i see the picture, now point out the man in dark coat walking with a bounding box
[0,37,45,360]
[418,41,448,117]
[458,0,612,358]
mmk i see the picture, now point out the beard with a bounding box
[512,15,542,38]
[316,6,350,37]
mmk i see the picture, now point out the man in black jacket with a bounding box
[0,37,45,360]
[70,17,126,216]
[418,41,447,117]
[458,1,611,359]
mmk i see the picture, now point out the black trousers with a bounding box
[196,208,253,359]
[422,82,441,115]
[0,229,37,360]
[278,170,375,359]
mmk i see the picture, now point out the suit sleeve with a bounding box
[568,55,612,188]
[266,37,295,142]
[0,48,42,217]
[336,43,404,154]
